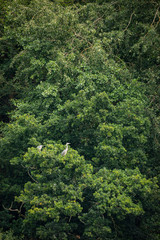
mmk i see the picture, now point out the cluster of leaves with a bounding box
[7,144,158,240]
[0,0,160,239]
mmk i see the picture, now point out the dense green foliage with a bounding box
[0,0,160,239]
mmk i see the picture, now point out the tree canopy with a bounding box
[0,0,160,239]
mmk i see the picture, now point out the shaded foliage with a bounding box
[0,0,160,239]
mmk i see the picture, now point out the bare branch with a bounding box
[143,6,160,39]
[21,163,36,170]
[3,202,25,217]
[155,15,160,28]
[74,32,92,46]
[21,163,27,169]
[93,17,103,25]
[69,216,72,222]
[81,45,93,55]
[110,215,118,239]
[19,202,24,213]
[21,164,38,182]
[151,6,160,27]
[27,169,38,183]
[123,12,135,32]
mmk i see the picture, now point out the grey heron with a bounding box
[37,145,43,151]
[61,143,70,156]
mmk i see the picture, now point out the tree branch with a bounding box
[3,202,25,217]
[123,12,135,32]
[151,6,160,27]
[110,215,118,239]
[27,169,38,183]
[74,32,92,46]
[21,164,38,183]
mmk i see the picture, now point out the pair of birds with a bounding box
[37,143,70,156]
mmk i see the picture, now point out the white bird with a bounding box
[37,145,43,151]
[61,143,70,156]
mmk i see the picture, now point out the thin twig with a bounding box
[143,6,160,39]
[74,32,92,46]
[93,17,103,25]
[21,164,38,183]
[151,6,160,27]
[155,15,160,28]
[110,215,118,239]
[27,169,38,183]
[81,45,93,55]
[31,6,47,21]
[21,163,26,169]
[123,12,135,32]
